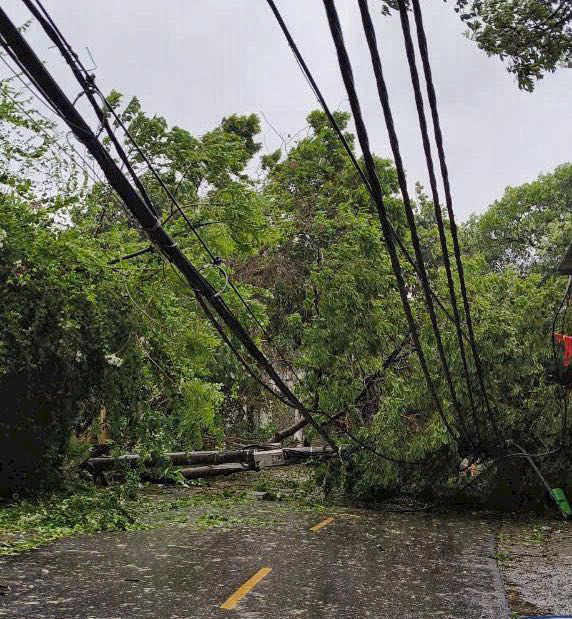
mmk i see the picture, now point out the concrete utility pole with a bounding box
[86,447,335,480]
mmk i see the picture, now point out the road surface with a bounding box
[0,500,509,618]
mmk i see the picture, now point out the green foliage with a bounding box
[454,0,572,90]
[0,69,569,509]
[463,163,572,274]
[256,110,406,420]
[0,85,268,492]
[221,113,261,157]
[0,189,146,491]
[176,379,225,442]
[0,484,145,555]
[323,162,571,500]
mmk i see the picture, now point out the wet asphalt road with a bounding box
[0,507,509,619]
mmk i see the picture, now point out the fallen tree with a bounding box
[267,336,411,444]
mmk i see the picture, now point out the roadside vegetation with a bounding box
[0,481,145,555]
[1,0,571,527]
[0,467,327,556]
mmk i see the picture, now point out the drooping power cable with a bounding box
[264,0,473,346]
[322,0,458,440]
[404,0,502,441]
[357,0,473,442]
[0,4,337,450]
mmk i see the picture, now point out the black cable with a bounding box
[322,0,458,441]
[195,294,297,408]
[268,0,463,444]
[5,20,417,464]
[24,0,300,376]
[325,412,413,465]
[0,4,336,450]
[265,0,472,345]
[406,0,502,442]
[22,0,408,459]
[307,333,427,465]
[21,2,158,219]
[28,0,305,386]
[357,0,473,442]
[509,440,558,497]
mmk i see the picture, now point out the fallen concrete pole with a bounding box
[180,447,335,479]
[86,450,252,473]
[179,463,248,479]
[86,446,335,478]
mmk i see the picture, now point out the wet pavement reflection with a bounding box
[0,503,510,618]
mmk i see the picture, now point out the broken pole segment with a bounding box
[85,450,252,473]
[85,446,335,478]
[180,464,249,479]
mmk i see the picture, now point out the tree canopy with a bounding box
[0,76,569,502]
[454,0,572,90]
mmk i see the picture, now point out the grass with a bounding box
[526,524,550,544]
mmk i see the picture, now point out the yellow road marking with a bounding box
[309,516,334,532]
[220,567,272,610]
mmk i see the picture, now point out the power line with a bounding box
[194,293,297,409]
[25,0,306,387]
[396,0,500,442]
[357,0,471,442]
[0,65,157,245]
[266,0,498,448]
[264,0,472,345]
[4,1,400,460]
[322,0,458,440]
[5,0,428,465]
[0,3,336,450]
[406,0,502,442]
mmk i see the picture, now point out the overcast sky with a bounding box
[3,0,572,219]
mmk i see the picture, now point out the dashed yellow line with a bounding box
[309,516,334,532]
[220,567,272,610]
